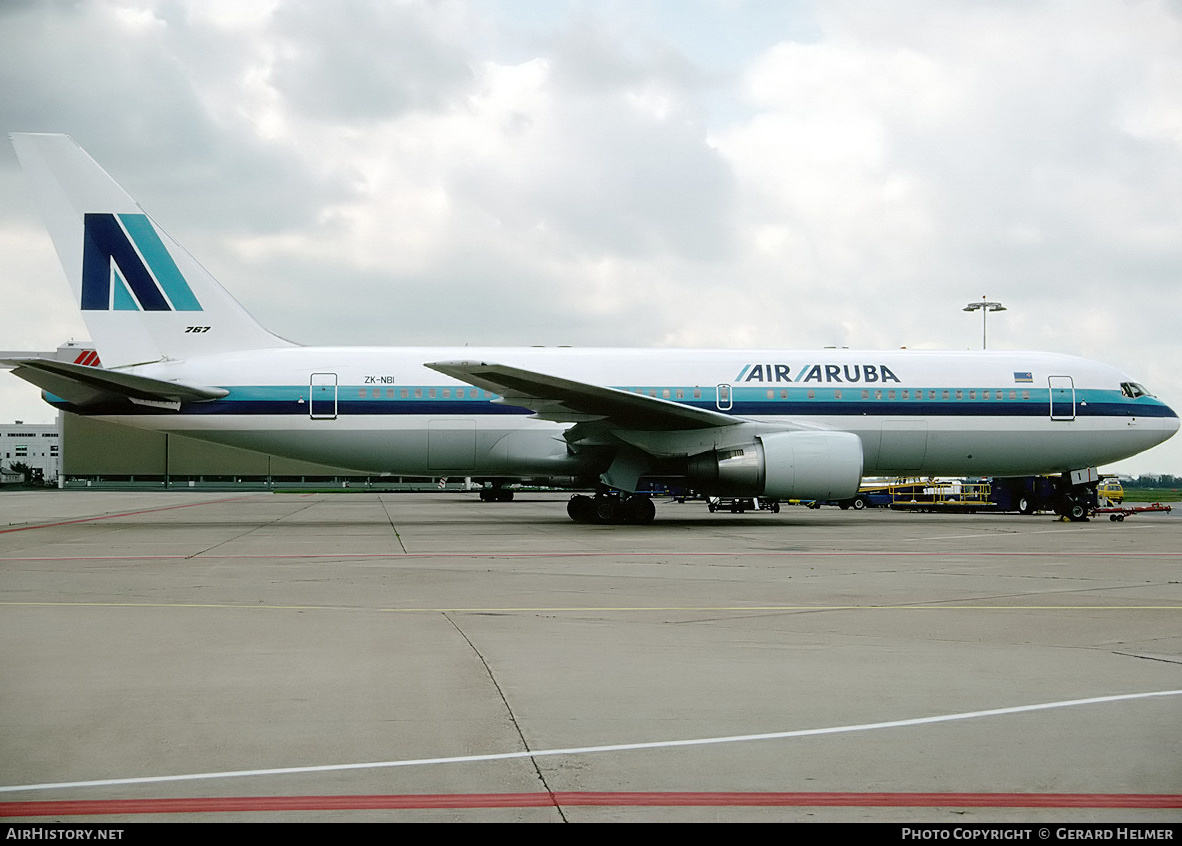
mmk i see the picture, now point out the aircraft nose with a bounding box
[1157,403,1181,443]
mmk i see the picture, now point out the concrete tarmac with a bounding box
[1,490,1179,823]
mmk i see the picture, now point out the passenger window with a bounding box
[693,388,701,399]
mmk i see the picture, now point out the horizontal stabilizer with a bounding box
[426,360,736,430]
[1,357,228,408]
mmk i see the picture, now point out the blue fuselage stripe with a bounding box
[46,384,1177,420]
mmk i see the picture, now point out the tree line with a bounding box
[1122,474,1182,489]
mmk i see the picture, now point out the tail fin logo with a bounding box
[81,213,202,312]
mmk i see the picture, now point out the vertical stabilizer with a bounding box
[11,133,293,368]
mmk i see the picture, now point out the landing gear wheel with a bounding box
[623,495,656,524]
[567,495,595,523]
[594,497,620,524]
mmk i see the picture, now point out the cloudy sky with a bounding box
[1,0,1180,475]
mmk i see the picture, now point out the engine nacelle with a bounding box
[686,430,863,500]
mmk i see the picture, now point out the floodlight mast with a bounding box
[963,297,1006,349]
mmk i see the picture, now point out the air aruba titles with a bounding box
[735,363,902,384]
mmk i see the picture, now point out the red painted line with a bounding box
[2,792,1179,816]
[0,496,260,535]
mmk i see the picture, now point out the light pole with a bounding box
[963,297,1006,349]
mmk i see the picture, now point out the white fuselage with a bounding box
[57,346,1179,481]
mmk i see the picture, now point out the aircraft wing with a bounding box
[425,360,738,431]
[1,357,229,409]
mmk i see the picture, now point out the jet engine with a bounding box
[686,430,863,500]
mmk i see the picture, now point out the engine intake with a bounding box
[687,430,863,500]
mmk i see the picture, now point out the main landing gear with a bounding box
[567,490,656,524]
[478,483,514,502]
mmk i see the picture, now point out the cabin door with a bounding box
[309,372,338,420]
[1048,376,1075,421]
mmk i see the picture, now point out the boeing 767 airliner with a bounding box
[5,134,1177,523]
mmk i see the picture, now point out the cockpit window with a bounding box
[1121,381,1151,399]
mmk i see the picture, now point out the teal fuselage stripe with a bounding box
[47,384,1165,420]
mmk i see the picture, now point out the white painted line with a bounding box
[1,689,1178,794]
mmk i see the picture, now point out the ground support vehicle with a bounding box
[888,480,995,514]
[707,496,781,514]
[1094,503,1172,522]
[813,473,1099,521]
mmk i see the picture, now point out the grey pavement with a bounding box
[1,490,1179,822]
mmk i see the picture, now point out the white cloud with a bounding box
[0,0,1178,474]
